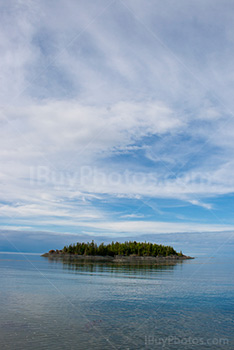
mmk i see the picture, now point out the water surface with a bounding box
[0,253,233,349]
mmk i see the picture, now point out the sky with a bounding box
[1,0,234,253]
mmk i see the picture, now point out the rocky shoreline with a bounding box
[42,251,194,265]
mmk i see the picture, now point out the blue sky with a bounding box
[1,0,234,252]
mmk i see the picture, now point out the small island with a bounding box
[42,240,193,265]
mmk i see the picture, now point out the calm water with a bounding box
[0,253,233,349]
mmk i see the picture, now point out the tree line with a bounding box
[62,240,182,257]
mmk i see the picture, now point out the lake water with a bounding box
[0,252,233,349]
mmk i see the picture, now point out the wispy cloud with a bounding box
[1,0,234,244]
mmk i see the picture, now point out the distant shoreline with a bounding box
[42,252,194,265]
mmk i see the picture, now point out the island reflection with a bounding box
[45,256,186,276]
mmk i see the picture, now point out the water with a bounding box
[0,253,233,349]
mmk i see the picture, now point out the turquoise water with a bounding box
[0,253,233,349]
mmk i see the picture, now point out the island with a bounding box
[42,240,194,265]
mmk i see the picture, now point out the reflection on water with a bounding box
[54,258,180,274]
[0,253,233,350]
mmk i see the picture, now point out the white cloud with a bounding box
[1,0,234,236]
[1,99,180,169]
[1,217,234,237]
[187,200,213,210]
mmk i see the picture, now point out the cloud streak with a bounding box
[1,0,234,245]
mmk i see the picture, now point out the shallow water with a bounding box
[0,253,233,349]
